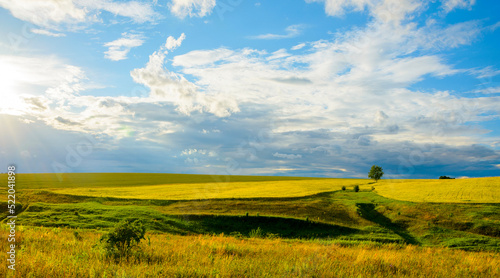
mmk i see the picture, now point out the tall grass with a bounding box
[1,226,498,277]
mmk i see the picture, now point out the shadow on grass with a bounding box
[174,214,360,239]
[356,203,420,245]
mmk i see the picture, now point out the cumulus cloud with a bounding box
[104,33,145,61]
[0,0,158,30]
[130,34,239,117]
[169,0,216,18]
[165,33,186,51]
[0,0,87,29]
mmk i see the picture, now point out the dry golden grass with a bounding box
[375,177,500,203]
[1,226,499,277]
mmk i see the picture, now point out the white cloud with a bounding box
[273,152,303,159]
[31,29,67,37]
[469,66,500,79]
[169,0,216,19]
[172,48,234,68]
[104,33,144,61]
[165,33,186,51]
[181,148,207,155]
[77,0,159,23]
[474,87,500,95]
[0,0,158,30]
[0,0,87,29]
[305,0,373,17]
[249,24,306,40]
[441,0,476,13]
[417,20,482,50]
[291,43,306,50]
[130,35,239,117]
[306,0,423,25]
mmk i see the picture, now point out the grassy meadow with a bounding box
[1,227,499,278]
[1,173,500,277]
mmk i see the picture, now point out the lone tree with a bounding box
[368,165,384,182]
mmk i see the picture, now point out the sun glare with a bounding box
[0,63,28,115]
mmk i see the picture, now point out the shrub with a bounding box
[249,227,264,238]
[100,219,146,259]
[354,185,360,192]
[342,186,346,191]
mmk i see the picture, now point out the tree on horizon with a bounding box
[368,165,384,182]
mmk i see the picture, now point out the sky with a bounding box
[0,0,499,179]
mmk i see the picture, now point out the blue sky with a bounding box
[0,0,499,178]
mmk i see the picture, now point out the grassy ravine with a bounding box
[1,174,500,277]
[1,227,499,278]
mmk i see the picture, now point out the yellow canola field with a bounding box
[50,179,366,200]
[375,177,500,203]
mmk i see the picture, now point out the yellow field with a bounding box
[11,173,500,203]
[375,177,500,203]
[49,179,367,200]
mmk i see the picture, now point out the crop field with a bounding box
[0,173,322,190]
[49,179,369,200]
[1,173,500,277]
[6,173,499,203]
[375,177,500,203]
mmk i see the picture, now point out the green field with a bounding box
[1,173,500,277]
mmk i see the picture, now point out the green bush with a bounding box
[354,185,360,192]
[249,227,264,238]
[341,186,346,191]
[100,219,146,259]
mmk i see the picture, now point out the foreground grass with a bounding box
[375,177,500,203]
[1,227,499,278]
